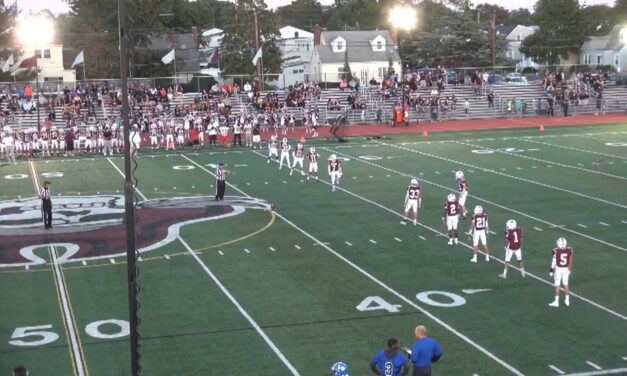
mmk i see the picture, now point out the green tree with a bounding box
[612,0,627,24]
[474,3,511,25]
[220,0,282,76]
[276,0,325,29]
[407,12,507,68]
[509,8,534,25]
[579,5,613,36]
[325,0,388,30]
[342,50,353,81]
[521,0,585,66]
[0,1,19,82]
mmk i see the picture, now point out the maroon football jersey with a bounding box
[472,213,488,230]
[553,247,573,267]
[328,159,341,172]
[444,200,460,216]
[308,151,319,163]
[458,179,468,192]
[505,228,523,250]
[407,185,421,200]
[295,145,304,158]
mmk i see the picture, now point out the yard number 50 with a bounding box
[9,319,129,347]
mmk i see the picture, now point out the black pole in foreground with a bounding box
[118,0,141,374]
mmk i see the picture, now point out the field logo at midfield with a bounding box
[0,195,270,267]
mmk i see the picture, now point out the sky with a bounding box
[8,0,617,15]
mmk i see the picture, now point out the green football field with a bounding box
[1,123,627,376]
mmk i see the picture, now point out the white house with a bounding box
[580,24,627,72]
[503,25,540,71]
[277,26,314,87]
[19,44,76,83]
[309,28,401,84]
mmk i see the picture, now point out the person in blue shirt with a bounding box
[410,325,442,376]
[370,337,410,376]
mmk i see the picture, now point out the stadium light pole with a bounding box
[17,16,54,131]
[118,0,141,375]
[388,5,417,79]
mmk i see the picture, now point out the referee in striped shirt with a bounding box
[215,162,227,201]
[39,180,53,229]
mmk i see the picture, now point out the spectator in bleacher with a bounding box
[487,91,494,110]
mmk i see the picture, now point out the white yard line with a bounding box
[533,227,543,231]
[453,140,627,182]
[178,237,300,375]
[269,246,276,252]
[294,244,301,250]
[50,246,87,376]
[322,147,627,254]
[376,141,627,210]
[310,150,627,322]
[345,241,353,246]
[599,222,610,227]
[394,237,402,242]
[549,365,566,375]
[106,158,148,201]
[369,239,377,244]
[182,153,526,376]
[586,362,603,371]
[560,369,627,376]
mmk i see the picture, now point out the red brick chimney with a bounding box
[314,24,322,46]
[388,27,398,46]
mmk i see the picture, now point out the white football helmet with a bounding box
[506,219,517,230]
[474,205,483,214]
[297,143,302,148]
[330,154,337,161]
[455,171,464,179]
[447,193,456,201]
[270,135,277,141]
[556,237,567,249]
[310,147,316,152]
[282,137,288,142]
[410,178,418,186]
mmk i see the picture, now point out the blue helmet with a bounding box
[331,361,349,376]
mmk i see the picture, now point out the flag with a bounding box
[161,49,175,65]
[252,47,262,66]
[210,51,221,64]
[71,50,84,68]
[18,55,37,69]
[1,54,13,72]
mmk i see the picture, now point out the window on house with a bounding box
[376,41,382,50]
[584,54,591,65]
[378,67,387,78]
[338,67,346,78]
[35,49,51,59]
[44,49,51,59]
[336,41,343,51]
[294,31,299,38]
[44,77,63,82]
[615,54,619,66]
[516,34,521,42]
[597,55,602,65]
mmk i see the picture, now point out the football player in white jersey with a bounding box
[442,193,460,245]
[328,154,342,191]
[469,205,490,263]
[455,171,469,218]
[279,137,291,169]
[291,142,305,176]
[307,147,320,181]
[267,135,278,163]
[401,178,422,226]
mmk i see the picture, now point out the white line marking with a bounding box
[25,264,29,270]
[50,246,87,376]
[549,365,566,374]
[218,251,224,256]
[244,248,250,254]
[138,257,143,262]
[622,221,627,225]
[109,258,115,264]
[164,254,170,260]
[106,158,148,201]
[419,235,426,240]
[323,147,627,254]
[461,289,491,294]
[378,141,627,209]
[369,239,377,244]
[81,260,86,266]
[587,361,603,370]
[533,227,543,231]
[298,150,627,322]
[186,153,525,376]
[178,237,300,375]
[519,138,627,161]
[578,224,589,228]
[623,357,627,361]
[294,244,301,250]
[561,368,627,376]
[488,230,496,235]
[269,246,276,252]
[599,222,610,226]
[394,237,402,242]
[345,241,353,246]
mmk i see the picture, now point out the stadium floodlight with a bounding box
[17,16,54,46]
[389,5,417,32]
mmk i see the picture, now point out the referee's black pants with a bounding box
[233,133,242,146]
[42,200,52,228]
[215,180,226,200]
[412,366,432,376]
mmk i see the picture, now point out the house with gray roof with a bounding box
[145,31,201,76]
[309,27,401,84]
[580,24,627,72]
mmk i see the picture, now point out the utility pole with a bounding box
[253,9,264,90]
[118,0,140,374]
[491,10,496,71]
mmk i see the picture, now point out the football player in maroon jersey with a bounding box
[549,237,573,307]
[500,220,525,278]
[469,205,490,263]
[307,147,320,182]
[442,193,460,245]
[455,171,469,218]
[328,154,342,192]
[291,142,305,176]
[401,178,422,226]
